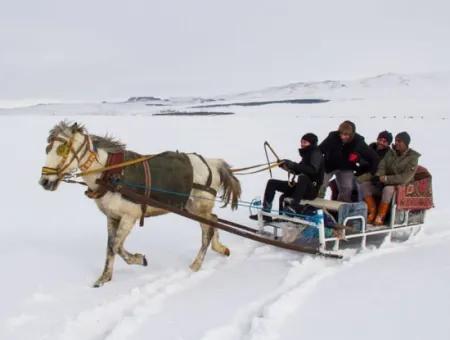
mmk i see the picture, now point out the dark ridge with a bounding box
[153,111,234,116]
[127,96,166,102]
[145,103,168,107]
[191,98,329,108]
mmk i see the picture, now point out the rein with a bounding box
[41,132,154,181]
[231,161,281,175]
[231,141,282,176]
[45,134,287,185]
[74,155,155,178]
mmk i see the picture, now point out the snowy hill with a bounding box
[220,72,450,101]
[1,72,450,117]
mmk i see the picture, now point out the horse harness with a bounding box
[42,134,98,179]
[191,153,217,197]
[84,151,218,226]
[43,131,229,231]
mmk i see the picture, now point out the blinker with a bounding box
[56,143,70,157]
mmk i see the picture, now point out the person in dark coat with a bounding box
[369,130,393,159]
[357,130,393,183]
[318,121,379,202]
[251,133,324,220]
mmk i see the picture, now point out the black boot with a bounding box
[250,202,272,222]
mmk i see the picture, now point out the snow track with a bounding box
[1,240,262,340]
[201,229,450,340]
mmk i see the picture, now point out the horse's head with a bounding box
[40,121,92,191]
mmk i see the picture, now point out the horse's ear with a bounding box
[71,122,79,133]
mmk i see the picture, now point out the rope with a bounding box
[114,179,319,221]
[231,161,278,173]
[74,155,155,177]
[232,162,281,175]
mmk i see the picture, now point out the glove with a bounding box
[348,152,359,163]
[279,159,294,168]
[278,159,289,168]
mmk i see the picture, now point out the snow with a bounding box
[0,73,449,340]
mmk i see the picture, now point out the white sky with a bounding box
[1,0,449,102]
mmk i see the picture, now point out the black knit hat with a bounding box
[378,130,393,144]
[396,131,411,146]
[301,133,318,146]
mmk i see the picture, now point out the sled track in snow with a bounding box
[42,240,263,340]
[201,229,450,340]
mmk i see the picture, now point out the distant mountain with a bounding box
[218,71,450,102]
[1,71,449,112]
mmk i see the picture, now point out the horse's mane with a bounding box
[48,121,126,152]
[90,134,126,152]
[48,121,86,143]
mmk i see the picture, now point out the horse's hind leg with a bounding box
[94,216,118,287]
[190,223,214,272]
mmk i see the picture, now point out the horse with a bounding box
[39,121,241,287]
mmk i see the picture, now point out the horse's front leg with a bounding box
[111,215,147,266]
[118,237,148,266]
[93,216,118,287]
[209,214,230,257]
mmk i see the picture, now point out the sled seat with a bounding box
[298,197,367,227]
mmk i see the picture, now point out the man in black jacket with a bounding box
[318,121,379,202]
[369,130,393,159]
[251,133,324,219]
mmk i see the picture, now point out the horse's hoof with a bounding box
[93,276,111,288]
[190,263,201,272]
[224,248,231,257]
[143,256,148,266]
[93,281,103,288]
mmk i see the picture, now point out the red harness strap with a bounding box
[85,152,125,199]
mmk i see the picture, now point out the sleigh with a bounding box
[250,166,433,257]
[94,165,433,260]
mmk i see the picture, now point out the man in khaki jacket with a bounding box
[360,132,420,225]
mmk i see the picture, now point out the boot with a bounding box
[374,202,390,226]
[250,202,272,222]
[364,195,377,224]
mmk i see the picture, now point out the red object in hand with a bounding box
[348,152,359,163]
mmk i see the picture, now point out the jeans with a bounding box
[319,170,357,202]
[360,181,395,204]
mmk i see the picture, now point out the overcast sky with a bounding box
[1,0,449,102]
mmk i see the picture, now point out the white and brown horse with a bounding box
[39,122,241,287]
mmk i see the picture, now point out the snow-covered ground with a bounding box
[1,73,449,340]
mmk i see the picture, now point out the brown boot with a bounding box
[374,202,390,226]
[364,195,377,224]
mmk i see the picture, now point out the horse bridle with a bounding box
[41,133,98,180]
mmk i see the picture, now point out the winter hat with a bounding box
[301,133,318,146]
[395,131,411,146]
[338,120,356,136]
[377,130,393,144]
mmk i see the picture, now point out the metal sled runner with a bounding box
[252,194,427,257]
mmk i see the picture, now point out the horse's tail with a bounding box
[218,161,241,210]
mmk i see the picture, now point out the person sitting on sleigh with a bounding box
[251,133,324,221]
[359,132,421,225]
